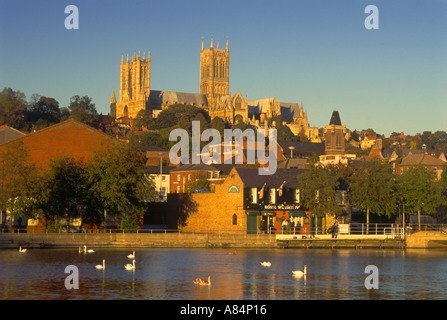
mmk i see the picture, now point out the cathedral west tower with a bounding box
[113,51,151,119]
[200,38,229,110]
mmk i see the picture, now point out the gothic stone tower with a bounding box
[113,51,151,119]
[200,38,229,110]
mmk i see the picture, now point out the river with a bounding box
[1,247,447,300]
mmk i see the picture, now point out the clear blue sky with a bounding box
[0,0,446,136]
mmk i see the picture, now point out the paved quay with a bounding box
[1,230,446,249]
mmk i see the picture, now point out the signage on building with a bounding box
[263,203,301,210]
[228,185,240,193]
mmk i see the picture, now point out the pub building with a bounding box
[237,167,313,235]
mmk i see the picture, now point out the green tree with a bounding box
[0,88,28,130]
[297,162,340,219]
[68,95,99,124]
[348,160,397,233]
[210,117,228,136]
[0,141,39,228]
[38,157,86,221]
[397,165,444,230]
[276,124,295,141]
[134,109,154,129]
[27,95,61,127]
[84,144,156,229]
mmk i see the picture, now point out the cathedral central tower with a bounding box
[199,38,229,109]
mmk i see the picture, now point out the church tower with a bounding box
[200,38,229,110]
[324,110,346,155]
[115,51,151,119]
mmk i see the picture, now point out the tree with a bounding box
[348,160,397,233]
[397,165,444,230]
[37,157,86,223]
[0,88,28,130]
[27,95,61,127]
[84,144,156,229]
[297,162,340,221]
[134,109,154,129]
[67,95,98,124]
[276,124,295,141]
[0,141,40,228]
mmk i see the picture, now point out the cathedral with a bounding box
[110,38,319,141]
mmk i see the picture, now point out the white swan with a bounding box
[193,275,211,286]
[19,246,27,253]
[127,251,135,259]
[84,245,95,253]
[260,261,271,267]
[95,259,105,270]
[292,265,307,277]
[125,259,136,270]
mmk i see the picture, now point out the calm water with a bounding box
[1,247,447,300]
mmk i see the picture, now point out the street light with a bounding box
[159,153,165,201]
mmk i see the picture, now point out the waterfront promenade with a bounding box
[1,229,446,249]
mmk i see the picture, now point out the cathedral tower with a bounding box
[200,38,229,109]
[115,51,151,119]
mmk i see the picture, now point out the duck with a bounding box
[125,259,136,270]
[84,245,95,253]
[19,246,27,253]
[127,251,135,259]
[260,261,271,267]
[292,265,307,277]
[95,259,105,270]
[193,275,211,286]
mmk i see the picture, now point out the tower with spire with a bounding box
[199,37,230,110]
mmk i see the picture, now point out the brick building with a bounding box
[0,118,118,172]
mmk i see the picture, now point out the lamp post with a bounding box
[159,153,164,201]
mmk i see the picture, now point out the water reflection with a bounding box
[0,248,446,300]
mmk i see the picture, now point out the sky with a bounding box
[0,0,446,136]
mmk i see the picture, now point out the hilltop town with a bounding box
[0,41,446,239]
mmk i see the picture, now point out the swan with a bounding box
[127,251,135,259]
[95,259,105,270]
[125,259,136,270]
[260,261,271,267]
[19,246,27,253]
[84,245,95,253]
[292,265,307,277]
[78,247,83,253]
[193,275,211,286]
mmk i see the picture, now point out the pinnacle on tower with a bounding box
[201,38,204,51]
[216,41,219,49]
[110,89,116,104]
[121,55,124,64]
[210,37,213,49]
[143,52,145,61]
[226,39,229,51]
[126,54,129,63]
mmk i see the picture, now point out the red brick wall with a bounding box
[0,119,118,172]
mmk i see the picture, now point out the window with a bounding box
[176,186,181,193]
[162,175,166,181]
[207,171,212,179]
[232,214,237,225]
[433,167,438,176]
[294,189,300,203]
[177,174,181,182]
[250,188,257,203]
[188,174,192,181]
[269,188,276,204]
